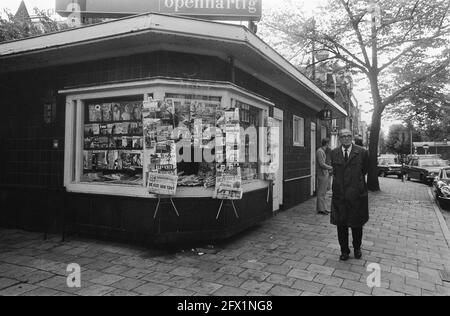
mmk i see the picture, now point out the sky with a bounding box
[1,0,383,128]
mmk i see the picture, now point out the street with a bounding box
[0,177,450,296]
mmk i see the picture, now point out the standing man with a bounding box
[316,138,333,215]
[330,129,369,261]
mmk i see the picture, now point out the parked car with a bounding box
[433,167,450,210]
[406,156,450,184]
[377,155,402,178]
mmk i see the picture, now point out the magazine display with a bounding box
[81,95,264,198]
[82,100,144,186]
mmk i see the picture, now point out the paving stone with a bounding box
[268,285,302,296]
[90,274,125,286]
[0,283,39,296]
[240,280,273,294]
[187,281,223,295]
[217,266,245,276]
[238,269,271,282]
[0,277,19,290]
[22,287,61,296]
[134,283,169,296]
[291,280,324,294]
[320,286,354,296]
[341,280,372,295]
[212,286,248,297]
[264,264,292,275]
[216,275,246,288]
[164,276,198,289]
[160,288,195,296]
[307,264,335,276]
[287,269,316,281]
[313,274,344,287]
[104,289,139,296]
[120,268,151,279]
[391,267,419,279]
[333,270,361,281]
[111,277,146,291]
[76,284,115,296]
[170,267,200,277]
[372,288,405,296]
[265,274,296,287]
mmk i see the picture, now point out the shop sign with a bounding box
[56,0,262,21]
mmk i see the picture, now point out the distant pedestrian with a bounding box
[330,129,369,261]
[316,138,333,215]
[355,137,364,147]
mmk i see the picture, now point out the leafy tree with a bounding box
[385,124,411,155]
[260,0,450,191]
[0,8,66,43]
[386,80,450,141]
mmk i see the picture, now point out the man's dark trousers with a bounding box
[337,226,363,255]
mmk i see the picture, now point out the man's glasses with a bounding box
[340,135,352,139]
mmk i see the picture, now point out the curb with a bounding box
[427,187,450,250]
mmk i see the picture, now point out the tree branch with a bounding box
[339,0,371,67]
[381,58,450,109]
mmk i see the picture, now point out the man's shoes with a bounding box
[339,253,350,261]
[354,249,362,260]
[317,211,328,215]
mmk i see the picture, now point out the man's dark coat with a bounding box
[330,145,370,227]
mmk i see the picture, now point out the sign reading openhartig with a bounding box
[56,0,262,21]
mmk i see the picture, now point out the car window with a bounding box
[412,160,418,167]
[446,170,450,178]
[419,159,448,167]
[378,158,396,165]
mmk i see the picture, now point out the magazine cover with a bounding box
[112,103,122,121]
[214,163,243,200]
[102,103,112,122]
[120,103,133,121]
[225,123,241,163]
[132,137,143,150]
[83,151,93,170]
[132,102,143,121]
[88,104,102,122]
[84,124,100,136]
[92,151,108,170]
[107,150,119,170]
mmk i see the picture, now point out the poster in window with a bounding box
[89,104,102,122]
[214,163,243,200]
[147,173,178,196]
[102,103,112,122]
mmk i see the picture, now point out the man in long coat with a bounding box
[330,129,369,261]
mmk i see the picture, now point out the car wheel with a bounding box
[380,171,386,178]
[407,174,411,181]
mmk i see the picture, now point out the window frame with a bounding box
[61,78,273,198]
[293,115,305,147]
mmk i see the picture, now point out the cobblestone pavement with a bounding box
[1,178,450,296]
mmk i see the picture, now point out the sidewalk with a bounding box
[0,178,450,296]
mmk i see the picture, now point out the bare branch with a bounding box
[338,0,371,67]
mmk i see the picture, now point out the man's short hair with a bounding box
[322,138,331,147]
[339,129,352,137]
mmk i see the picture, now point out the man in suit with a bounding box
[316,138,333,215]
[330,129,369,261]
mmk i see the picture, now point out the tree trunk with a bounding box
[367,75,383,191]
[368,107,382,191]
